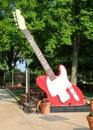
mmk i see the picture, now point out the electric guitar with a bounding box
[13,9,84,106]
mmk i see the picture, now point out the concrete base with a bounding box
[50,104,90,112]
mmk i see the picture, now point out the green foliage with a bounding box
[77,10,93,39]
[11,89,25,98]
[89,111,93,117]
[0,0,93,84]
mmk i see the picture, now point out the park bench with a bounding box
[20,96,39,113]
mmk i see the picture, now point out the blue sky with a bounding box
[16,61,25,72]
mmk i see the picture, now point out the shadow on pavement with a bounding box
[73,128,89,130]
[40,115,89,130]
[40,115,68,121]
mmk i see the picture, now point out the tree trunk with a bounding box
[71,36,80,85]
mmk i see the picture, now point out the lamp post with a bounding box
[11,62,14,86]
[25,57,30,104]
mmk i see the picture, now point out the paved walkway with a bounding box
[0,89,89,130]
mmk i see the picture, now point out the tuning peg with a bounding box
[13,9,26,30]
[13,11,18,28]
[15,23,19,28]
[13,11,17,22]
[13,11,16,19]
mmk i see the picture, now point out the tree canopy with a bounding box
[0,0,93,85]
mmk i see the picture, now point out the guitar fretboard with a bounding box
[23,28,56,81]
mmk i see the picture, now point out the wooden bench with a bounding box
[21,102,35,113]
[20,96,39,113]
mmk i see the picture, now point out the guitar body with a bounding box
[36,65,84,106]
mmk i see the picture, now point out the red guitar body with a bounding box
[36,65,84,106]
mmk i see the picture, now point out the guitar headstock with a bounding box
[13,9,26,30]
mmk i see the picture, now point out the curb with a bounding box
[6,88,19,102]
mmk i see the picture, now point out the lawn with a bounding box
[11,88,93,102]
[11,89,25,98]
[9,81,93,102]
[83,91,93,101]
[11,88,43,99]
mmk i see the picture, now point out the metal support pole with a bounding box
[27,67,30,112]
[26,67,29,93]
[27,67,30,103]
[26,65,30,112]
[25,57,30,112]
[3,71,6,86]
[12,69,14,86]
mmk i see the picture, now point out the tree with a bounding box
[71,0,93,85]
[0,0,93,86]
[0,0,33,70]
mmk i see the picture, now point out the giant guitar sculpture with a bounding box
[13,9,84,106]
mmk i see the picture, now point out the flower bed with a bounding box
[7,85,26,90]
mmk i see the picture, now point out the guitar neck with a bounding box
[23,28,56,81]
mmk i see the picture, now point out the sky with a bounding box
[16,61,25,72]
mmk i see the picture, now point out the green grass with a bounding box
[11,89,25,98]
[11,88,93,102]
[83,91,93,101]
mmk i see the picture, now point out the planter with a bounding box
[87,115,93,130]
[90,99,93,111]
[41,102,50,115]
